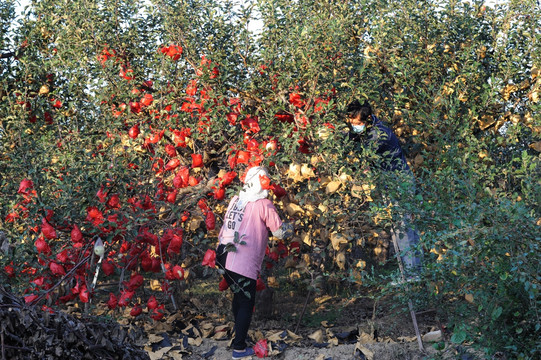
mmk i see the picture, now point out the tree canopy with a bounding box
[1,0,539,358]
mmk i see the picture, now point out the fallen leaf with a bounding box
[286,330,302,341]
[146,345,172,360]
[357,331,376,345]
[308,329,324,343]
[354,343,374,360]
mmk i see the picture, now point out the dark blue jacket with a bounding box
[349,115,410,172]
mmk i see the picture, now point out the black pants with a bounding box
[216,244,257,350]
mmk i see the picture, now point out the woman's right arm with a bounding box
[271,222,294,239]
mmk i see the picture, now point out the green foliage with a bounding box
[0,0,540,358]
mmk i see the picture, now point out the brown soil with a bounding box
[172,279,457,360]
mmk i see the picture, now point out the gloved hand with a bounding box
[271,221,294,239]
[282,221,294,239]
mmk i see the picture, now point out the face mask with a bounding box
[352,124,366,133]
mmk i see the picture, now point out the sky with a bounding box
[14,0,509,17]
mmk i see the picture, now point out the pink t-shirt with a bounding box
[218,196,283,280]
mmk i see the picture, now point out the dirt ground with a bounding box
[152,279,470,360]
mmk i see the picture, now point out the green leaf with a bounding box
[450,329,467,344]
[491,307,503,321]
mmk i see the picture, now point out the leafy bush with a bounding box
[0,0,539,358]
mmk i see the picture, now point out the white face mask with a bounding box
[352,124,366,133]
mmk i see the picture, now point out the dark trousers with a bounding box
[216,244,257,350]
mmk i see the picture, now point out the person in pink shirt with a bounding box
[216,166,293,359]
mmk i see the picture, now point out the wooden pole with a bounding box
[391,234,424,351]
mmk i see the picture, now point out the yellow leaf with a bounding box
[330,232,348,251]
[465,294,474,303]
[286,330,303,341]
[357,331,376,345]
[335,251,346,270]
[286,163,302,182]
[301,232,311,246]
[351,185,364,199]
[300,163,315,178]
[38,84,50,95]
[325,181,341,194]
[478,115,495,130]
[150,280,162,291]
[355,260,367,269]
[285,203,303,216]
[308,329,324,343]
[529,141,541,152]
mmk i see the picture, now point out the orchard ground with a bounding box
[109,269,483,360]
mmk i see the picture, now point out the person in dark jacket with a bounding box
[346,100,422,281]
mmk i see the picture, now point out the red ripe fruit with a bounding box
[147,295,158,310]
[205,210,216,230]
[150,305,165,321]
[71,224,83,244]
[165,158,180,171]
[227,112,238,125]
[201,249,216,268]
[191,153,203,168]
[165,144,177,157]
[41,218,57,240]
[166,45,182,60]
[49,262,66,276]
[172,265,184,280]
[79,286,90,303]
[107,293,118,309]
[151,258,161,273]
[173,174,184,188]
[130,304,142,317]
[256,277,266,291]
[56,249,69,263]
[219,278,229,291]
[118,290,134,307]
[141,256,153,272]
[4,264,15,277]
[213,187,225,200]
[107,194,120,208]
[24,294,39,304]
[44,111,53,124]
[35,237,51,255]
[96,187,107,202]
[165,268,176,280]
[188,176,199,186]
[148,129,164,144]
[102,260,115,276]
[270,183,287,198]
[237,151,250,164]
[186,80,197,96]
[128,124,140,139]
[140,93,153,106]
[220,171,237,187]
[167,233,183,255]
[197,198,209,212]
[51,98,62,108]
[126,273,144,291]
[18,179,34,194]
[289,92,304,108]
[181,211,190,222]
[259,175,271,190]
[166,189,177,204]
